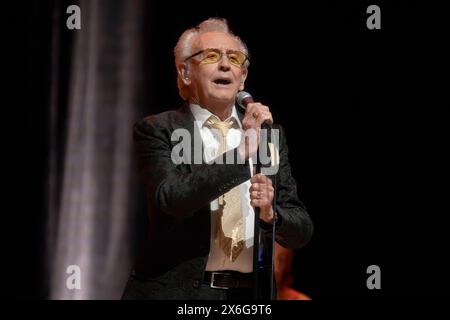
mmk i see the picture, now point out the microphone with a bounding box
[236,91,272,129]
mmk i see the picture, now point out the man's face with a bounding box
[187,32,248,109]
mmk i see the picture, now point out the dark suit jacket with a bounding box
[127,104,313,299]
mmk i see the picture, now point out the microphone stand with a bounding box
[252,127,276,300]
[270,167,277,300]
[252,162,261,300]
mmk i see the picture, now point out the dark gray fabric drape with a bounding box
[47,0,146,299]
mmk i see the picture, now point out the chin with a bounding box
[212,91,237,101]
[211,95,235,106]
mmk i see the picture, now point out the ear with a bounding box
[239,68,248,91]
[178,64,191,85]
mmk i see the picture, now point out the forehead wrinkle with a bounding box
[193,32,240,53]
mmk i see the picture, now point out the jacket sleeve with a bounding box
[264,125,313,249]
[133,117,251,220]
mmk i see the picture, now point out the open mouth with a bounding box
[213,78,232,85]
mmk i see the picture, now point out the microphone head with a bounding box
[236,91,253,109]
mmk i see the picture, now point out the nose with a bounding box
[218,53,231,71]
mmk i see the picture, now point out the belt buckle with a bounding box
[210,272,231,290]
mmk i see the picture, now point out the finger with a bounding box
[252,173,269,183]
[251,104,270,116]
[258,184,273,201]
[251,198,271,208]
[250,182,260,191]
[243,112,261,130]
[249,109,269,122]
[250,186,272,200]
[247,102,263,109]
[267,189,274,201]
[245,103,259,118]
[255,111,273,126]
[261,182,272,191]
[250,190,264,200]
[245,103,268,120]
[251,199,266,207]
[251,173,262,183]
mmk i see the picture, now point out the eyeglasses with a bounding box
[184,48,248,67]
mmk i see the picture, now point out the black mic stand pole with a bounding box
[252,162,261,300]
[252,127,276,300]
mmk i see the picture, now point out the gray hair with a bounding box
[174,18,250,100]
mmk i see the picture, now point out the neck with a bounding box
[192,99,234,121]
[208,104,233,120]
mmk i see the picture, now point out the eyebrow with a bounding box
[184,48,246,62]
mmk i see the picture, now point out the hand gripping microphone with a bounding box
[236,91,272,129]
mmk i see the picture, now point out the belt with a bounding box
[203,271,253,289]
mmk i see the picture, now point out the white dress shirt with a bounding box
[190,104,254,273]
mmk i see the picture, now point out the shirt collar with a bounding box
[190,104,242,129]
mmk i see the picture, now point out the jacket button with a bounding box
[192,279,200,288]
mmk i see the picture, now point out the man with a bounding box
[122,18,313,300]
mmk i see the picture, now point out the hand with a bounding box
[250,173,275,224]
[238,102,273,160]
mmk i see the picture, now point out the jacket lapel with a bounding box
[173,104,205,169]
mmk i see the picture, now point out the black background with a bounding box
[6,0,448,299]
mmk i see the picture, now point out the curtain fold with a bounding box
[47,0,145,299]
